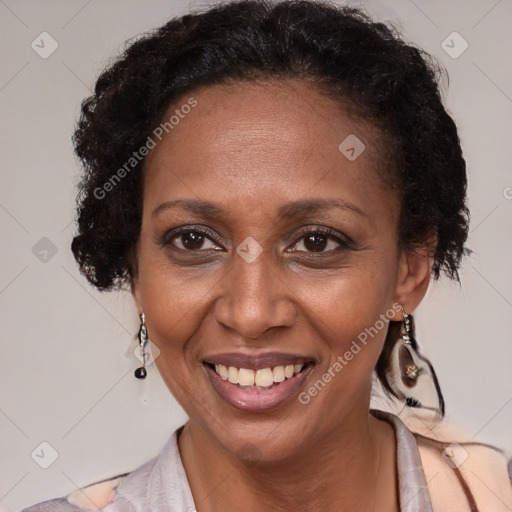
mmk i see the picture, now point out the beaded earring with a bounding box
[134,313,148,380]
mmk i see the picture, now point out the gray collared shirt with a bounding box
[22,410,432,512]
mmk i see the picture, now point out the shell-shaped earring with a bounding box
[134,312,148,380]
[400,311,421,388]
[384,305,445,418]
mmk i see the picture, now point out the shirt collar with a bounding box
[113,410,432,512]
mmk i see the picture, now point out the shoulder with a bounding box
[20,428,183,512]
[20,475,126,512]
[404,416,512,512]
[20,497,82,512]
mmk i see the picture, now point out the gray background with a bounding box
[1,0,511,510]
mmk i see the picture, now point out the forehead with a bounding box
[142,79,395,223]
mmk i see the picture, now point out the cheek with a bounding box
[140,278,206,411]
[301,248,398,337]
[135,248,223,393]
[139,271,209,354]
[298,252,398,392]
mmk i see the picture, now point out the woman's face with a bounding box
[132,79,426,461]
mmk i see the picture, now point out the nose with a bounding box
[213,250,296,339]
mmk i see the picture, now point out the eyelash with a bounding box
[160,225,354,254]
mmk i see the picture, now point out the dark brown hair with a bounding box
[71,0,469,293]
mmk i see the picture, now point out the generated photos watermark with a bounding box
[93,97,198,200]
[298,302,402,404]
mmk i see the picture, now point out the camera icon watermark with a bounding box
[338,134,366,161]
[441,442,468,469]
[503,186,512,200]
[441,32,468,59]
[31,441,59,469]
[32,237,58,263]
[31,32,59,59]
[236,237,263,263]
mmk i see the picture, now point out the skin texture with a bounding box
[131,79,433,511]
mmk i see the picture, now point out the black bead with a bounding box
[134,367,147,379]
[405,396,421,408]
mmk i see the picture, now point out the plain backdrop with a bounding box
[1,0,511,510]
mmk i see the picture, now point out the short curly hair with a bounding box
[71,0,469,292]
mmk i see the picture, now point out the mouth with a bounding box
[202,354,315,412]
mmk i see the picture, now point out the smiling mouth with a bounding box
[203,361,315,390]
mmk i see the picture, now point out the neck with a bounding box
[178,407,398,512]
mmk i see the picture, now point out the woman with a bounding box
[22,0,512,510]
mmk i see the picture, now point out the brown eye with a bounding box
[290,228,351,254]
[163,228,220,251]
[180,231,206,250]
[303,233,329,252]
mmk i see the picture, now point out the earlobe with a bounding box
[393,246,434,313]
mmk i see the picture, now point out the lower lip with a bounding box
[204,363,314,412]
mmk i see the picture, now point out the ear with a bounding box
[393,238,436,314]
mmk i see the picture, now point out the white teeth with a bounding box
[227,366,239,384]
[216,364,228,380]
[238,368,255,386]
[213,362,307,387]
[273,365,285,382]
[255,368,274,387]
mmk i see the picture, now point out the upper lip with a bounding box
[203,352,314,370]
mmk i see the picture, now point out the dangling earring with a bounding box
[134,312,148,380]
[399,307,421,389]
[379,304,445,418]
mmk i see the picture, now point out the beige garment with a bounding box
[403,412,512,511]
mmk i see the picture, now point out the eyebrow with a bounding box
[151,197,366,219]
